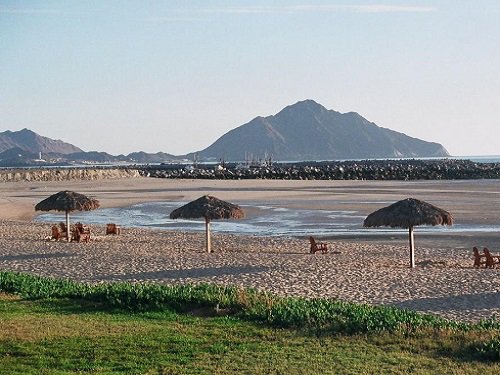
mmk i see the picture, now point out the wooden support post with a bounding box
[409,226,415,268]
[65,210,71,242]
[205,217,211,253]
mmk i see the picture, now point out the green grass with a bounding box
[0,295,498,374]
[5,270,498,334]
[0,271,499,374]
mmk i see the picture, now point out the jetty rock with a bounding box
[0,168,141,183]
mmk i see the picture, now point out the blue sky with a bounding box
[1,1,500,156]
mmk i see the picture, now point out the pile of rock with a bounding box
[140,159,500,181]
[0,167,141,183]
[3,159,499,183]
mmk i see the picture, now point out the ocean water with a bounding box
[457,155,500,163]
[35,201,500,238]
[5,155,500,170]
[30,155,500,237]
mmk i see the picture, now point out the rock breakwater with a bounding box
[0,167,141,183]
[140,159,500,181]
[2,159,499,183]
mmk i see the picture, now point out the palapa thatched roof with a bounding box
[35,190,100,212]
[363,198,453,229]
[169,195,245,220]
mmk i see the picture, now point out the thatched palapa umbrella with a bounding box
[35,191,100,241]
[363,198,453,268]
[169,195,245,253]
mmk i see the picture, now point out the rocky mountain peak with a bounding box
[192,99,450,161]
[0,129,83,154]
[276,100,329,117]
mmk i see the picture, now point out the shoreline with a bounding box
[0,178,499,322]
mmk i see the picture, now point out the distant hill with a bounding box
[66,151,118,163]
[0,128,179,166]
[0,147,39,167]
[0,147,37,159]
[0,128,82,154]
[127,151,177,163]
[190,100,450,161]
[0,101,451,166]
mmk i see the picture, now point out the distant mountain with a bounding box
[0,147,39,167]
[0,101,451,167]
[127,151,177,163]
[0,128,82,154]
[0,128,180,166]
[190,100,450,161]
[0,147,37,160]
[63,151,178,164]
[66,151,118,163]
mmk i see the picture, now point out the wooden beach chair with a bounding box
[58,222,68,240]
[473,247,486,268]
[483,248,500,268]
[59,222,67,232]
[309,236,328,254]
[106,223,121,235]
[51,225,62,241]
[72,222,91,243]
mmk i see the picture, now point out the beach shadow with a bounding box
[0,252,74,261]
[97,265,269,282]
[391,292,500,312]
[269,251,341,255]
[13,297,159,317]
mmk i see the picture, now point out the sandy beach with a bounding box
[0,177,499,322]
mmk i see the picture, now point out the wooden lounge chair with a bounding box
[473,247,486,268]
[51,225,62,241]
[58,222,68,240]
[309,236,328,254]
[59,222,67,232]
[483,248,500,268]
[72,222,91,243]
[106,223,121,235]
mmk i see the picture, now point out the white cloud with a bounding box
[196,4,437,15]
[346,5,436,13]
[145,4,437,23]
[0,7,63,14]
[0,7,85,15]
[143,16,202,23]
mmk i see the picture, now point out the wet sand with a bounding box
[0,177,499,322]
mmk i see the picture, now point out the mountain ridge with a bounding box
[0,100,449,165]
[0,128,82,155]
[188,100,449,161]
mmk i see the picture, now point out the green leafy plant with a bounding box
[1,271,498,337]
[470,336,500,361]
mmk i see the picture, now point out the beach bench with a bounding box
[473,247,486,268]
[106,223,121,235]
[309,236,328,254]
[483,248,500,268]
